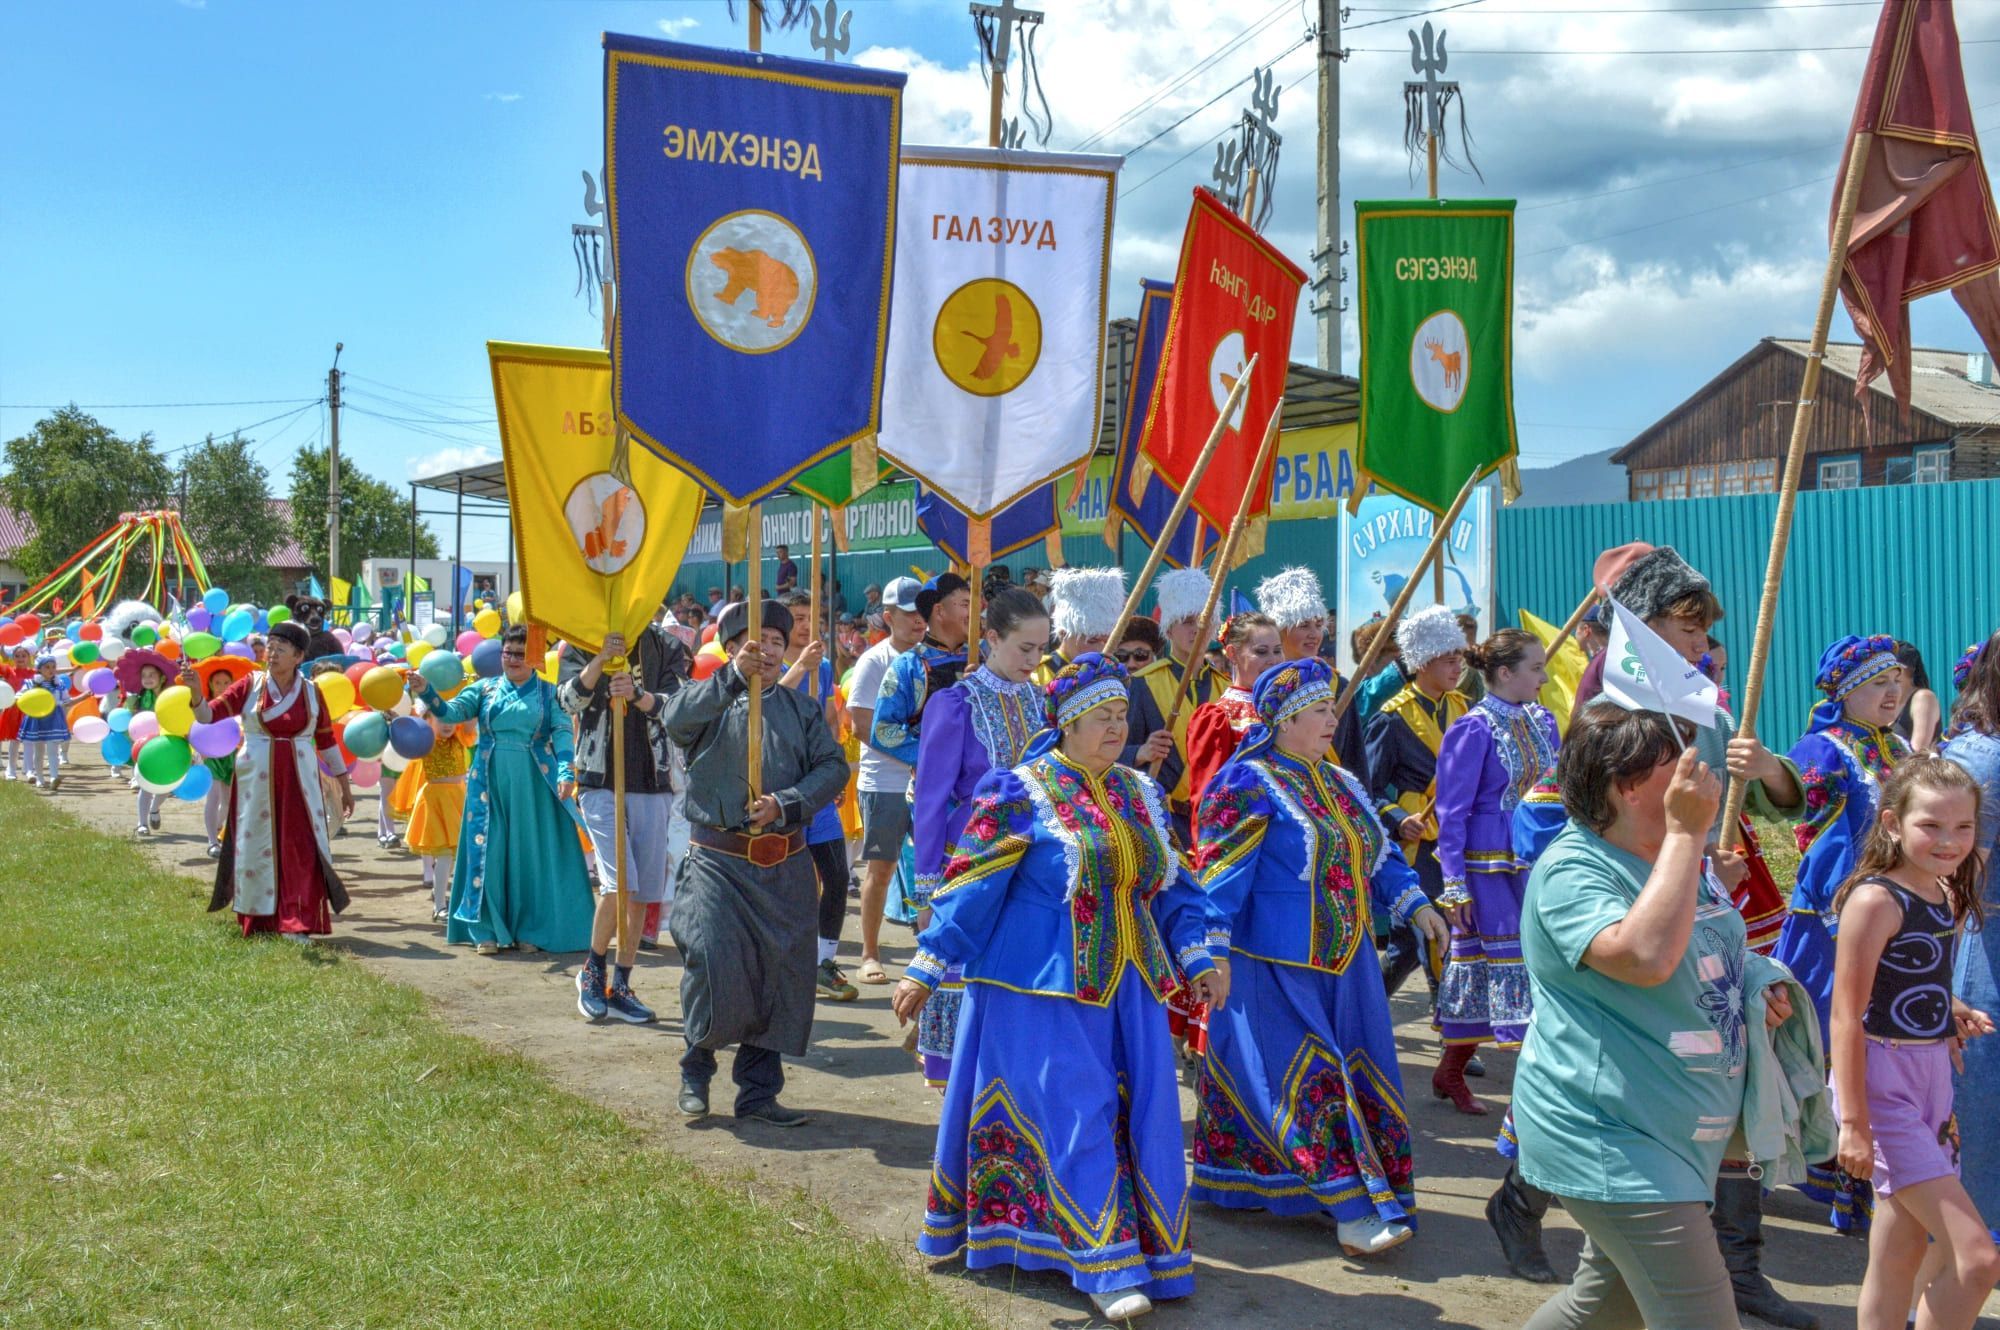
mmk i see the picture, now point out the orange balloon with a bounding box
[156,639,182,661]
[67,695,102,724]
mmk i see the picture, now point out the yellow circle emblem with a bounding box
[932,278,1041,397]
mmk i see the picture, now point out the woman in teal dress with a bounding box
[413,625,593,955]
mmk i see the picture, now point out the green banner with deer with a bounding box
[1351,199,1519,514]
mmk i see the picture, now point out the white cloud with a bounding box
[408,445,498,482]
[657,17,700,38]
[484,92,522,104]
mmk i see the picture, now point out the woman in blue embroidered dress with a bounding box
[1431,629,1560,1115]
[1777,635,1912,1037]
[1190,657,1450,1258]
[891,654,1228,1323]
[907,587,1052,1086]
[412,625,594,956]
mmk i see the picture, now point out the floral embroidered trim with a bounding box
[906,949,947,988]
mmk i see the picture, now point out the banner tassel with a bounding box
[721,503,752,565]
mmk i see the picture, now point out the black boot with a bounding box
[1710,1174,1820,1329]
[1486,1163,1557,1283]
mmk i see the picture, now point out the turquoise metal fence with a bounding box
[1494,479,2000,740]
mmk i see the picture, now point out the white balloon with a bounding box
[422,624,449,648]
[393,692,414,717]
[137,771,181,796]
[100,638,128,661]
[379,744,409,773]
[0,682,14,710]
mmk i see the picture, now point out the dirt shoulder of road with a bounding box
[47,755,1878,1329]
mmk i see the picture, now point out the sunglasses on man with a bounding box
[1113,647,1154,666]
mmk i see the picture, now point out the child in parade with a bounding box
[1829,756,2000,1330]
[113,649,173,833]
[1431,628,1559,1115]
[19,651,71,792]
[2,642,34,779]
[405,697,473,921]
[195,658,251,859]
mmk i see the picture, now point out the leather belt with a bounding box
[689,824,805,869]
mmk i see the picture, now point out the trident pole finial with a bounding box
[808,0,852,61]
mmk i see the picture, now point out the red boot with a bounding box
[1432,1044,1489,1115]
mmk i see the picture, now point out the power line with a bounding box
[1071,0,1297,151]
[1349,38,2000,53]
[159,400,325,460]
[0,397,320,410]
[1342,0,1490,33]
[341,372,492,409]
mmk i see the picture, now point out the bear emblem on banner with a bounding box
[687,210,817,354]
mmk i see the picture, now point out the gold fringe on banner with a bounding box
[851,435,882,500]
[1131,454,1154,496]
[1045,530,1066,568]
[967,517,993,570]
[608,425,634,488]
[1063,455,1093,509]
[1101,511,1122,554]
[829,504,851,553]
[1346,468,1371,517]
[524,623,548,662]
[721,503,752,565]
[1233,513,1269,568]
[1499,456,1522,506]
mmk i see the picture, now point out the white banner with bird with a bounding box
[874,146,1121,519]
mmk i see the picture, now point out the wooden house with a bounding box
[1613,338,2000,499]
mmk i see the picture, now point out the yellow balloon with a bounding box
[16,688,56,719]
[473,607,501,639]
[360,665,405,713]
[316,671,357,719]
[155,685,195,738]
[507,591,526,624]
[538,648,559,683]
[407,641,432,669]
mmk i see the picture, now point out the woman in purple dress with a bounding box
[908,586,1052,1085]
[1432,628,1558,1115]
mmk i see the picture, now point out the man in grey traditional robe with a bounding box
[663,599,848,1126]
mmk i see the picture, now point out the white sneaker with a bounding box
[1336,1214,1414,1257]
[206,841,223,859]
[1088,1289,1154,1320]
[135,824,151,838]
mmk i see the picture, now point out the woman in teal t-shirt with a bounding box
[1515,703,1793,1330]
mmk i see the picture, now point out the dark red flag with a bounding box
[1136,189,1306,534]
[1836,0,2000,410]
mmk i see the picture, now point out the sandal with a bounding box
[856,958,890,985]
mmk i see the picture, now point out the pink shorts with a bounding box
[1830,1037,1960,1196]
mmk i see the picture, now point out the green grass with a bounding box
[0,781,981,1330]
[1750,814,1803,900]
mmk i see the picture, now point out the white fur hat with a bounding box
[1045,567,1126,640]
[1153,568,1212,627]
[1255,567,1327,630]
[102,599,163,645]
[1396,604,1466,670]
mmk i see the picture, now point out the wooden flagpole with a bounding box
[740,6,767,811]
[1719,130,1873,849]
[1331,465,1482,723]
[809,505,823,699]
[1545,589,1600,663]
[1147,401,1284,778]
[596,275,630,978]
[1107,355,1259,650]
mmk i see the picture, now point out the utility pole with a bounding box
[1313,0,1345,373]
[327,342,344,594]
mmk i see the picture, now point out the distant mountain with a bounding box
[1513,447,1624,508]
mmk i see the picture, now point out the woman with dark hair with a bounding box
[905,584,1051,1085]
[411,623,594,956]
[892,654,1225,1321]
[1431,628,1558,1115]
[1941,631,2000,1237]
[1192,657,1450,1256]
[180,619,354,940]
[1185,611,1283,805]
[1515,703,1797,1330]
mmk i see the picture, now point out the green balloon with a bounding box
[136,734,193,788]
[132,625,158,647]
[183,632,221,661]
[69,641,100,665]
[267,605,292,624]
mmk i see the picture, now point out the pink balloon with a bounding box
[73,716,110,743]
[127,712,161,744]
[455,630,483,655]
[189,717,242,759]
[348,759,381,791]
[333,629,353,647]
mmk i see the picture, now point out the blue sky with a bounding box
[5,0,1997,560]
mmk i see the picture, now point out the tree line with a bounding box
[0,406,439,606]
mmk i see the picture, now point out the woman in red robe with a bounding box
[180,621,354,939]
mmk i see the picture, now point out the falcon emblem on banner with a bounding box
[875,146,1121,520]
[1135,188,1306,535]
[489,342,704,654]
[601,33,905,507]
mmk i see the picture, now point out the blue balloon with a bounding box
[220,610,254,642]
[65,619,83,640]
[470,639,504,679]
[387,715,436,760]
[100,732,133,765]
[106,707,133,734]
[203,587,229,613]
[416,651,464,693]
[173,764,213,801]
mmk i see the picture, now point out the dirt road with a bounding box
[51,755,1913,1329]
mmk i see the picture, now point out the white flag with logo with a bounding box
[875,146,1121,519]
[1601,597,1719,726]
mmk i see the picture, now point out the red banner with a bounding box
[1136,189,1307,534]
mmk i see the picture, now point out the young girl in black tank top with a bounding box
[1830,755,2000,1329]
